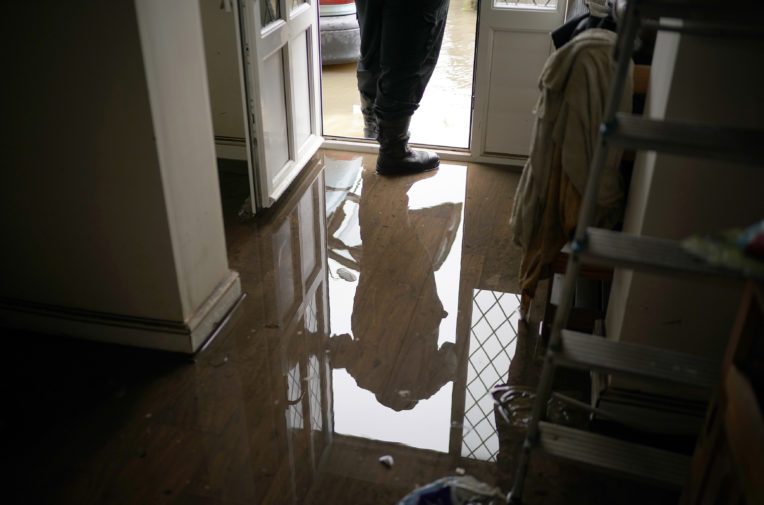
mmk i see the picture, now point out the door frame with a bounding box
[237,0,324,212]
[470,0,567,160]
[320,0,568,168]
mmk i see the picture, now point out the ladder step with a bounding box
[576,227,764,281]
[537,422,691,487]
[557,330,719,389]
[603,113,764,165]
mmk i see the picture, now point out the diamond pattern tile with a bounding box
[460,289,521,461]
[287,363,304,430]
[308,355,322,432]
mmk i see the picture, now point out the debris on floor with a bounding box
[491,384,535,428]
[492,384,590,429]
[337,267,357,282]
[396,476,504,505]
[379,455,394,468]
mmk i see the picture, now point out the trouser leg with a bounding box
[356,0,383,138]
[356,0,450,120]
[355,0,383,104]
[375,0,450,120]
[356,0,449,175]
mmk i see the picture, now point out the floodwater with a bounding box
[1,151,681,505]
[321,0,478,148]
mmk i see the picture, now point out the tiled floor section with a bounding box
[1,151,680,504]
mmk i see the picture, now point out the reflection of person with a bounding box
[329,170,457,411]
[356,0,450,175]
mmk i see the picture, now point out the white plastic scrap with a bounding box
[379,455,394,468]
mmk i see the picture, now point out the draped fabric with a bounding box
[509,29,633,313]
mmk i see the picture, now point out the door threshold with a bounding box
[321,137,526,167]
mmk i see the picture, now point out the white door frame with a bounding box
[321,0,567,168]
[237,0,324,211]
[470,0,567,162]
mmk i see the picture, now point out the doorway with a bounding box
[320,0,478,149]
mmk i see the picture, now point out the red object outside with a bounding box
[320,0,354,5]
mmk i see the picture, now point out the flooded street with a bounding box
[321,1,477,148]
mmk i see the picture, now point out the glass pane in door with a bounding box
[261,0,282,26]
[494,0,557,9]
[291,32,313,151]
[262,50,290,176]
[320,0,477,149]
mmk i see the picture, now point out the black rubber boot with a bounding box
[360,94,378,139]
[376,116,439,175]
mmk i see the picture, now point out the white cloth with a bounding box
[510,28,633,250]
[586,0,611,18]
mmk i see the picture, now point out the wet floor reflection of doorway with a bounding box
[320,1,477,148]
[462,289,521,461]
[325,154,467,452]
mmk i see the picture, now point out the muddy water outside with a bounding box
[321,0,477,148]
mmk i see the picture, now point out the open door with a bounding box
[471,0,566,160]
[237,0,324,211]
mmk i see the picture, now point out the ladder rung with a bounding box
[576,228,764,281]
[537,422,691,487]
[603,113,764,165]
[556,330,719,389]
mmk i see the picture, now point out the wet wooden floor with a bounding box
[0,151,679,504]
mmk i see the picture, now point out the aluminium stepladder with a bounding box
[507,1,764,502]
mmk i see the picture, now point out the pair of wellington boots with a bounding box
[361,99,439,176]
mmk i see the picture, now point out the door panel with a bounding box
[261,0,283,25]
[262,50,291,172]
[238,0,323,210]
[291,32,312,152]
[483,30,550,154]
[471,0,566,159]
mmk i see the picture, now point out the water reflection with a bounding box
[241,150,531,502]
[330,168,456,410]
[461,290,522,461]
[324,153,466,451]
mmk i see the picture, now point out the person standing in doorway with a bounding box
[356,0,450,175]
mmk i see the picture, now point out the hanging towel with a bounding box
[509,28,633,310]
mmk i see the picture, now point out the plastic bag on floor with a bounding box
[396,475,504,505]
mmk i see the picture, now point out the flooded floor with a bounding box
[321,1,476,148]
[1,152,680,504]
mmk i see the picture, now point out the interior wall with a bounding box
[135,0,233,317]
[606,30,764,393]
[1,0,240,352]
[199,0,247,140]
[0,1,184,320]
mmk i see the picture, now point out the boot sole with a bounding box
[375,159,440,176]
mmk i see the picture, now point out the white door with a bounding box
[471,0,566,159]
[237,0,324,210]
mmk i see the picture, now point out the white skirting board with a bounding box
[215,138,247,160]
[0,272,242,354]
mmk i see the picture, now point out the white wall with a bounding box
[135,0,235,317]
[199,0,248,141]
[606,30,764,394]
[0,0,240,353]
[1,1,183,319]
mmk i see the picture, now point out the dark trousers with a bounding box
[356,0,450,120]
